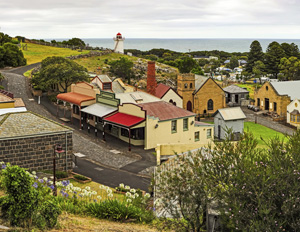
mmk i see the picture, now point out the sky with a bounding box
[1,0,300,39]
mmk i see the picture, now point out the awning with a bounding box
[57,92,95,106]
[81,103,117,118]
[104,112,144,127]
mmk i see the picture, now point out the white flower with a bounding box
[48,181,53,185]
[108,193,113,198]
[99,185,105,189]
[119,183,125,188]
[92,191,97,195]
[154,198,161,207]
[144,193,150,198]
[134,193,139,198]
[130,188,136,194]
[32,171,36,175]
[106,188,113,194]
[43,177,48,182]
[126,192,131,197]
[131,194,135,199]
[126,199,132,203]
[125,185,130,190]
[97,195,102,200]
[85,186,91,191]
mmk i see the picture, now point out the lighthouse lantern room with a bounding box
[113,32,125,54]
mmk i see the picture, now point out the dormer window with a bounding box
[103,83,112,90]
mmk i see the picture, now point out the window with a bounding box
[103,83,112,90]
[195,132,199,141]
[183,118,188,131]
[207,129,212,138]
[190,83,193,88]
[241,94,245,99]
[298,116,300,123]
[207,99,214,111]
[184,83,188,88]
[121,128,145,140]
[266,86,269,91]
[171,120,177,133]
[257,98,260,107]
[97,117,103,123]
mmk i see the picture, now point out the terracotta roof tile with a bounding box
[138,101,195,121]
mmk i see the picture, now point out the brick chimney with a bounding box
[147,61,157,96]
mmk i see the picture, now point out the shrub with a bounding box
[73,174,89,181]
[56,171,69,179]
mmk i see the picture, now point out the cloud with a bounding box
[1,0,300,38]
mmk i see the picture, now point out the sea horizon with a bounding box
[44,38,300,53]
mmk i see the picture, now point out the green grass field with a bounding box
[22,43,90,65]
[73,53,139,72]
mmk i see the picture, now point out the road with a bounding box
[0,64,155,191]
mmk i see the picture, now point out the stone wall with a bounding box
[0,132,73,171]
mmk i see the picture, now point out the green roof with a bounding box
[0,111,72,139]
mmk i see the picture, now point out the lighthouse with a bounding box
[113,32,125,54]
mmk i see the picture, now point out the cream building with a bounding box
[287,99,300,129]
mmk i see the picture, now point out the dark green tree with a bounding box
[281,42,300,58]
[0,32,12,45]
[178,57,197,73]
[109,57,134,84]
[2,43,27,67]
[32,56,89,93]
[62,38,85,47]
[252,60,266,83]
[279,56,300,81]
[228,55,239,69]
[191,66,204,75]
[265,41,285,78]
[246,40,264,73]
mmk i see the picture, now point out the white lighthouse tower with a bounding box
[113,32,125,54]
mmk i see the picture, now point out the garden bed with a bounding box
[71,172,92,183]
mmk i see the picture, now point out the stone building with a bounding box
[0,112,73,171]
[177,74,226,116]
[254,81,300,117]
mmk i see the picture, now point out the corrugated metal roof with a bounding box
[81,103,117,117]
[0,107,27,116]
[138,101,195,121]
[155,83,171,98]
[271,81,300,100]
[223,85,249,94]
[112,81,125,93]
[57,92,95,106]
[104,112,144,127]
[115,91,161,104]
[217,107,246,121]
[98,75,112,83]
[195,75,208,92]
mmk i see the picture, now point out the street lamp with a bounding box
[53,144,65,196]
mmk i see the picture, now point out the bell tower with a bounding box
[177,73,195,112]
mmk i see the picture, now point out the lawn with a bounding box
[244,122,287,148]
[74,52,139,72]
[22,43,90,65]
[236,83,260,99]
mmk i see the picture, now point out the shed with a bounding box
[214,107,246,140]
[223,85,249,106]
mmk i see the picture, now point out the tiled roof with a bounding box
[138,101,195,121]
[0,93,14,103]
[0,112,72,138]
[155,83,171,98]
[104,112,144,127]
[57,92,95,105]
[223,85,249,94]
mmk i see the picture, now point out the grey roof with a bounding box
[81,103,117,117]
[195,75,208,93]
[195,121,213,127]
[0,112,72,139]
[223,85,249,94]
[112,80,126,93]
[115,91,161,104]
[98,75,112,83]
[216,107,246,121]
[271,81,300,100]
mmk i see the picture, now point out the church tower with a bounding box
[113,32,125,54]
[177,73,195,112]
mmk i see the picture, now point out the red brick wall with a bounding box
[147,61,157,95]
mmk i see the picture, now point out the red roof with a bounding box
[57,92,95,106]
[155,83,171,98]
[104,112,144,127]
[117,32,122,35]
[138,101,195,121]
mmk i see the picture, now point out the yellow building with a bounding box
[177,74,226,116]
[0,90,26,114]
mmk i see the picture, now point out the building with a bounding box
[254,81,300,117]
[0,90,26,115]
[155,83,183,108]
[287,99,300,129]
[0,112,73,171]
[90,75,135,93]
[113,32,125,54]
[223,85,249,106]
[214,107,246,140]
[177,74,226,116]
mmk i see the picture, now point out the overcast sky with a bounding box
[1,0,300,39]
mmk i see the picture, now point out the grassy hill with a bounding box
[22,43,90,65]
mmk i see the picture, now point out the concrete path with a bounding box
[0,64,155,191]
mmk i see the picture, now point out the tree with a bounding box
[191,66,204,75]
[32,56,89,93]
[246,40,264,73]
[228,55,239,69]
[109,57,134,84]
[2,43,26,67]
[0,32,12,45]
[265,41,285,78]
[281,42,300,58]
[252,60,266,83]
[62,38,85,47]
[279,56,300,81]
[178,57,197,73]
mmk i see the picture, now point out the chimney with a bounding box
[147,61,157,96]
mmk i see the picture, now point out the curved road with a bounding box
[0,64,155,191]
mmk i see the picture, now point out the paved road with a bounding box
[0,64,155,191]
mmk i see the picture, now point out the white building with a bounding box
[113,32,125,54]
[287,99,300,129]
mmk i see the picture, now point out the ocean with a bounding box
[47,38,300,53]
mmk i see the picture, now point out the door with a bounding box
[218,125,221,140]
[187,101,192,112]
[235,94,239,104]
[274,102,277,112]
[265,98,269,110]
